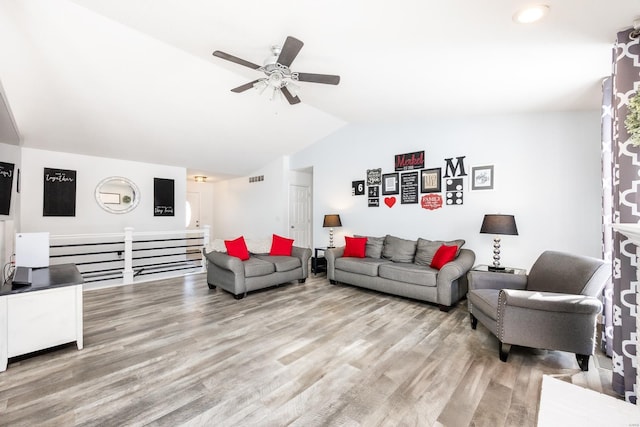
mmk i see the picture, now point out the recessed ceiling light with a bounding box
[513,4,550,24]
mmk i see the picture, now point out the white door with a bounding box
[289,185,311,248]
[186,192,201,229]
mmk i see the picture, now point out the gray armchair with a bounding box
[467,250,610,371]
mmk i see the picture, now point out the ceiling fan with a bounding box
[212,36,340,105]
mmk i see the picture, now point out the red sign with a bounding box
[421,194,443,210]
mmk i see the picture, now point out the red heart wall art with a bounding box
[384,197,396,208]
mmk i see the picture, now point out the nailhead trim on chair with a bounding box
[497,289,505,341]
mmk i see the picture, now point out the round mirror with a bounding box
[95,176,140,214]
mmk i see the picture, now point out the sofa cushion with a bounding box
[381,235,417,263]
[414,238,465,266]
[430,244,459,269]
[225,236,250,261]
[469,289,500,321]
[270,234,294,256]
[255,255,301,272]
[378,263,437,287]
[335,257,391,277]
[356,235,385,259]
[344,236,367,258]
[243,257,276,277]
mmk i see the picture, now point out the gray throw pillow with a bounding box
[356,235,385,258]
[382,235,417,263]
[415,238,465,266]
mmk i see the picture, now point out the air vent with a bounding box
[249,175,264,183]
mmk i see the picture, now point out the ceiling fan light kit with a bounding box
[213,36,340,105]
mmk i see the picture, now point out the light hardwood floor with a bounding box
[0,273,617,426]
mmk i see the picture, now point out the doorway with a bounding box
[186,191,201,229]
[289,184,311,248]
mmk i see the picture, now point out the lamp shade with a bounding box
[323,214,342,228]
[480,214,518,235]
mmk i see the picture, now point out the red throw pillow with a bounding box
[343,236,367,258]
[270,234,294,256]
[430,244,458,270]
[224,236,250,261]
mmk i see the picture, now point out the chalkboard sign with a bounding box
[401,171,419,204]
[366,168,382,186]
[43,168,76,217]
[0,162,15,215]
[154,178,175,216]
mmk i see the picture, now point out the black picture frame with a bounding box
[400,171,419,204]
[352,180,365,196]
[0,162,15,215]
[43,167,77,217]
[154,178,175,216]
[420,168,442,193]
[382,173,399,195]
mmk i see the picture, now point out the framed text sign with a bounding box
[367,168,382,186]
[154,178,175,216]
[401,171,419,204]
[421,168,442,193]
[395,151,424,171]
[43,168,76,217]
[0,162,15,215]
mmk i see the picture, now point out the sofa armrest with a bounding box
[467,270,528,291]
[203,249,245,276]
[499,289,603,315]
[325,247,345,281]
[497,289,603,355]
[292,246,312,277]
[438,249,476,284]
[436,248,475,306]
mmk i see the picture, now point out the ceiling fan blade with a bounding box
[213,51,261,70]
[276,36,304,67]
[231,79,262,93]
[296,73,340,85]
[281,86,301,105]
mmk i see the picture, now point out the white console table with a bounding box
[611,223,640,404]
[0,264,83,372]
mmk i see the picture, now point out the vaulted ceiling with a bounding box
[0,1,637,179]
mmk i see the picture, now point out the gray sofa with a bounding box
[326,235,475,311]
[203,246,312,299]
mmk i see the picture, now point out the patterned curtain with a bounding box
[601,76,614,358]
[608,27,639,404]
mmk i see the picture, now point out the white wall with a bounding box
[20,148,186,234]
[212,156,289,240]
[289,111,603,271]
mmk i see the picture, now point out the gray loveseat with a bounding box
[203,246,312,299]
[326,235,475,311]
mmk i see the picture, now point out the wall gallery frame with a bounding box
[420,168,441,193]
[471,165,494,190]
[382,173,399,195]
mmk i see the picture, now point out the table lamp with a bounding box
[323,214,342,248]
[480,214,518,271]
